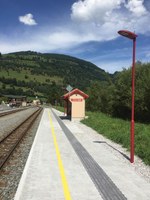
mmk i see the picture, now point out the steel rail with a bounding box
[0,107,43,170]
[0,107,29,118]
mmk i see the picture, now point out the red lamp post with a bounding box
[118,30,138,163]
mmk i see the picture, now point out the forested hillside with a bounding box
[0,51,150,123]
[0,51,110,102]
[86,61,150,123]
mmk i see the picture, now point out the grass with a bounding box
[82,112,150,165]
[53,105,64,112]
[53,107,150,165]
[0,69,63,83]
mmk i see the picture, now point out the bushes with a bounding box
[86,62,150,123]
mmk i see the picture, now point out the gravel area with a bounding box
[0,107,39,140]
[0,104,11,111]
[0,109,43,200]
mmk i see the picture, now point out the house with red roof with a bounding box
[63,88,89,120]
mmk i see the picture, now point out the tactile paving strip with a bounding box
[52,109,127,200]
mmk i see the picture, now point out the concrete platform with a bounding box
[14,108,150,200]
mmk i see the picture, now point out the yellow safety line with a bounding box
[48,110,72,200]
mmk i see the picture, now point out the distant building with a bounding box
[33,99,41,106]
[2,95,27,107]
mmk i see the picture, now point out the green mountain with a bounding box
[0,51,111,102]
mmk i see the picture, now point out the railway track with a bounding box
[0,107,43,170]
[0,107,29,118]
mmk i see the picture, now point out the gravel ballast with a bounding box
[0,108,43,200]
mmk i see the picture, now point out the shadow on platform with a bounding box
[93,140,130,161]
[59,115,71,120]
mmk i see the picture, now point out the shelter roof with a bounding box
[63,88,89,100]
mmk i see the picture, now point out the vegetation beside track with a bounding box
[54,106,150,165]
[82,112,150,165]
[53,106,64,112]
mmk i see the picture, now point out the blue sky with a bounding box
[0,0,150,73]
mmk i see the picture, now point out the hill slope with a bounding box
[0,51,110,101]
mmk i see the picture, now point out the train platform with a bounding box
[14,108,150,200]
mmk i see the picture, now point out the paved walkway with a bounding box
[14,108,150,200]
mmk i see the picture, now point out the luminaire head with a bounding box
[118,30,138,40]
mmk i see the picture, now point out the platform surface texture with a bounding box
[14,108,150,200]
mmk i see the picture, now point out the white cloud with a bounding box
[0,29,85,54]
[95,60,132,73]
[71,0,125,24]
[125,0,148,16]
[0,40,40,53]
[19,13,37,26]
[2,0,149,54]
[1,1,150,62]
[71,0,150,35]
[47,30,98,48]
[145,51,150,58]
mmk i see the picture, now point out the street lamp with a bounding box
[118,30,138,163]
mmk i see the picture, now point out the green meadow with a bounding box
[82,112,150,165]
[54,106,150,165]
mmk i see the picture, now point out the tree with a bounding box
[112,63,150,122]
[112,69,131,119]
[86,81,114,114]
[2,83,6,89]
